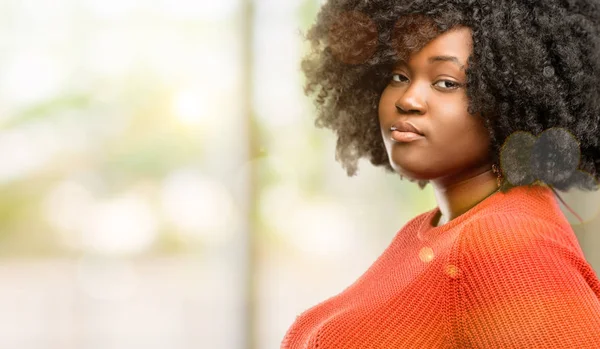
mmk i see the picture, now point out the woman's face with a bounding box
[378,26,492,184]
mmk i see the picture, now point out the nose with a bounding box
[394,86,426,115]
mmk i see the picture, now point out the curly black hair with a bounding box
[300,0,600,193]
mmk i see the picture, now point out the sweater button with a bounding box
[445,264,461,279]
[418,246,435,263]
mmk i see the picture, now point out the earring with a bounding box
[491,163,502,188]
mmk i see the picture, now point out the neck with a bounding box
[430,164,499,226]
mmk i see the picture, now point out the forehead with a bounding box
[398,26,473,69]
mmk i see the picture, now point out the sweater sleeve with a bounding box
[454,214,600,348]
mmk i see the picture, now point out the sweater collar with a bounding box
[417,184,555,241]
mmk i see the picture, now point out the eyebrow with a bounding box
[397,55,465,70]
[428,55,465,70]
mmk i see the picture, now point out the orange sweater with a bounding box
[280,184,600,348]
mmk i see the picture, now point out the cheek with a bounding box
[377,90,393,124]
[377,88,400,146]
[433,112,491,161]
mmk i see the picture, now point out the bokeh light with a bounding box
[161,169,238,246]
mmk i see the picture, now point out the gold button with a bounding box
[418,246,435,263]
[445,264,460,279]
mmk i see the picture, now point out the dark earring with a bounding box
[491,163,502,188]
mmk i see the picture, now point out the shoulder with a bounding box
[451,212,600,300]
[457,212,584,261]
[449,213,600,347]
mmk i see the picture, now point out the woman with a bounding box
[281,0,600,348]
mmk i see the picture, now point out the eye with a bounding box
[391,73,409,83]
[390,74,463,91]
[434,80,462,90]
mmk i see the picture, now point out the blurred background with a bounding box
[0,0,599,348]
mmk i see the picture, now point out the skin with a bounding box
[378,26,500,227]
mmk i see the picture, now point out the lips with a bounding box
[390,120,424,136]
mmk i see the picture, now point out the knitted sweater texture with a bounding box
[280,185,600,348]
